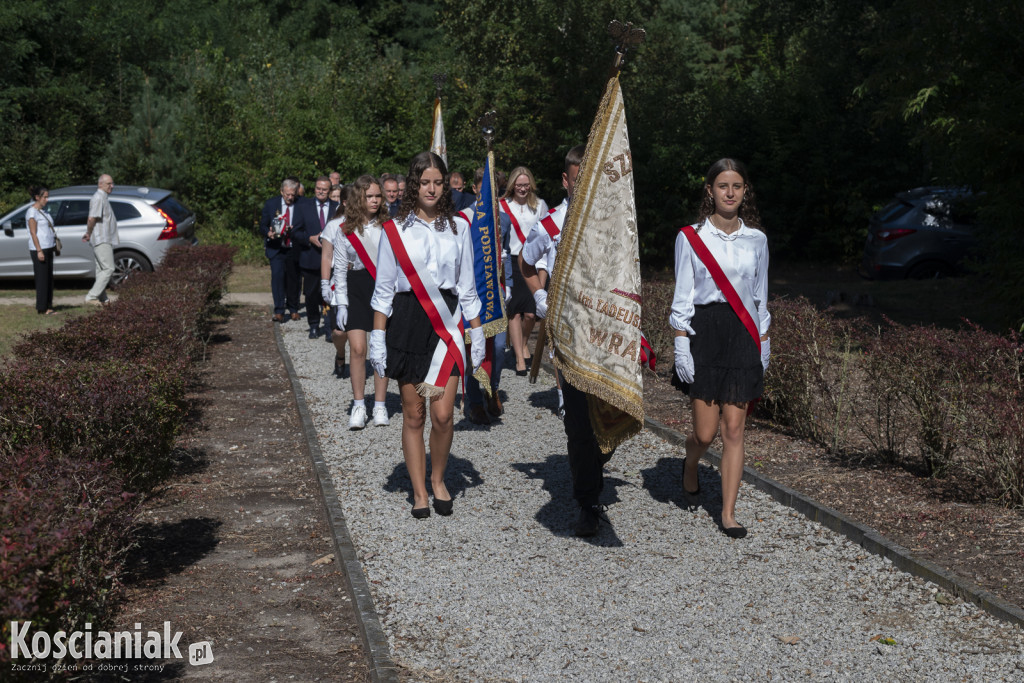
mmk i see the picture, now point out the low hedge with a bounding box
[0,245,233,673]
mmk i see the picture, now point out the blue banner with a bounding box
[465,151,507,336]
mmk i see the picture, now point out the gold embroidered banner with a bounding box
[548,74,643,453]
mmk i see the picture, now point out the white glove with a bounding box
[533,289,548,319]
[674,335,695,384]
[761,337,771,373]
[505,285,513,303]
[369,329,387,377]
[320,279,332,303]
[336,305,348,330]
[469,327,485,371]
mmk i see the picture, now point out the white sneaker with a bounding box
[372,406,390,426]
[348,405,367,430]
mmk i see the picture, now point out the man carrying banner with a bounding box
[522,25,647,537]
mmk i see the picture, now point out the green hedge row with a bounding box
[0,245,234,674]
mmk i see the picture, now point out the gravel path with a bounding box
[282,323,1024,682]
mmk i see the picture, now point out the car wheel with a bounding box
[906,260,953,280]
[111,250,153,287]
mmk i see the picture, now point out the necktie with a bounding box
[319,203,327,229]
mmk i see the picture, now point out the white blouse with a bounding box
[521,199,566,277]
[670,218,771,337]
[501,197,548,255]
[26,207,56,251]
[370,213,482,321]
[329,220,382,308]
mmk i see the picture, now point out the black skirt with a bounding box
[507,255,536,317]
[386,290,461,384]
[672,302,763,404]
[343,268,374,332]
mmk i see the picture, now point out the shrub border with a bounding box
[643,415,1024,628]
[273,325,401,683]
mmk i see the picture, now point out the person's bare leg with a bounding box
[333,330,348,370]
[400,382,429,509]
[509,314,526,371]
[521,312,536,359]
[428,375,460,501]
[684,399,720,493]
[373,372,388,402]
[718,403,749,529]
[348,330,367,400]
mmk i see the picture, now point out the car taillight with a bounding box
[876,227,916,241]
[156,207,179,240]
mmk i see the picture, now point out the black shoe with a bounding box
[515,369,528,377]
[308,327,319,339]
[433,497,453,516]
[722,524,748,539]
[574,504,605,537]
[411,506,431,519]
[333,359,345,378]
[682,482,701,511]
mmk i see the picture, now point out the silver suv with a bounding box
[0,185,198,285]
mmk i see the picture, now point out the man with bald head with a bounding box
[82,174,119,304]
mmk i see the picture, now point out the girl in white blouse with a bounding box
[670,159,771,539]
[369,152,485,519]
[26,185,57,315]
[323,175,391,430]
[500,167,548,375]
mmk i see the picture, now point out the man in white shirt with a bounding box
[82,174,119,304]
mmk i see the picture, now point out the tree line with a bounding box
[2,0,1020,302]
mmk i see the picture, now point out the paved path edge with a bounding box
[643,414,1024,628]
[274,324,402,683]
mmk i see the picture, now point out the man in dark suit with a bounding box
[291,175,339,338]
[382,174,401,217]
[259,178,300,322]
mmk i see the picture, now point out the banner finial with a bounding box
[607,21,646,73]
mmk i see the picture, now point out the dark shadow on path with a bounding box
[511,454,628,547]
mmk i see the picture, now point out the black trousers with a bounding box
[284,248,301,313]
[301,268,322,327]
[561,377,605,506]
[31,248,55,313]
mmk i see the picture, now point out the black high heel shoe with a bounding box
[432,497,453,516]
[682,482,701,511]
[721,524,748,539]
[411,506,431,519]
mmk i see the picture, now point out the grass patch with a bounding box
[0,303,92,357]
[227,263,271,293]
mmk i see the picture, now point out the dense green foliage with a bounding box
[2,0,1020,306]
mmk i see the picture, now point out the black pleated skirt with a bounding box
[507,255,536,317]
[672,302,763,404]
[386,290,461,384]
[344,269,374,332]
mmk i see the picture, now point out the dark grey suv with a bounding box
[861,187,979,280]
[0,185,198,285]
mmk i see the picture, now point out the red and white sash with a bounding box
[500,198,527,246]
[346,228,378,280]
[540,213,560,240]
[680,224,761,410]
[381,219,466,390]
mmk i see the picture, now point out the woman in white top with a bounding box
[670,158,771,539]
[500,167,548,375]
[324,175,390,430]
[320,190,349,377]
[26,185,57,315]
[368,152,485,519]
